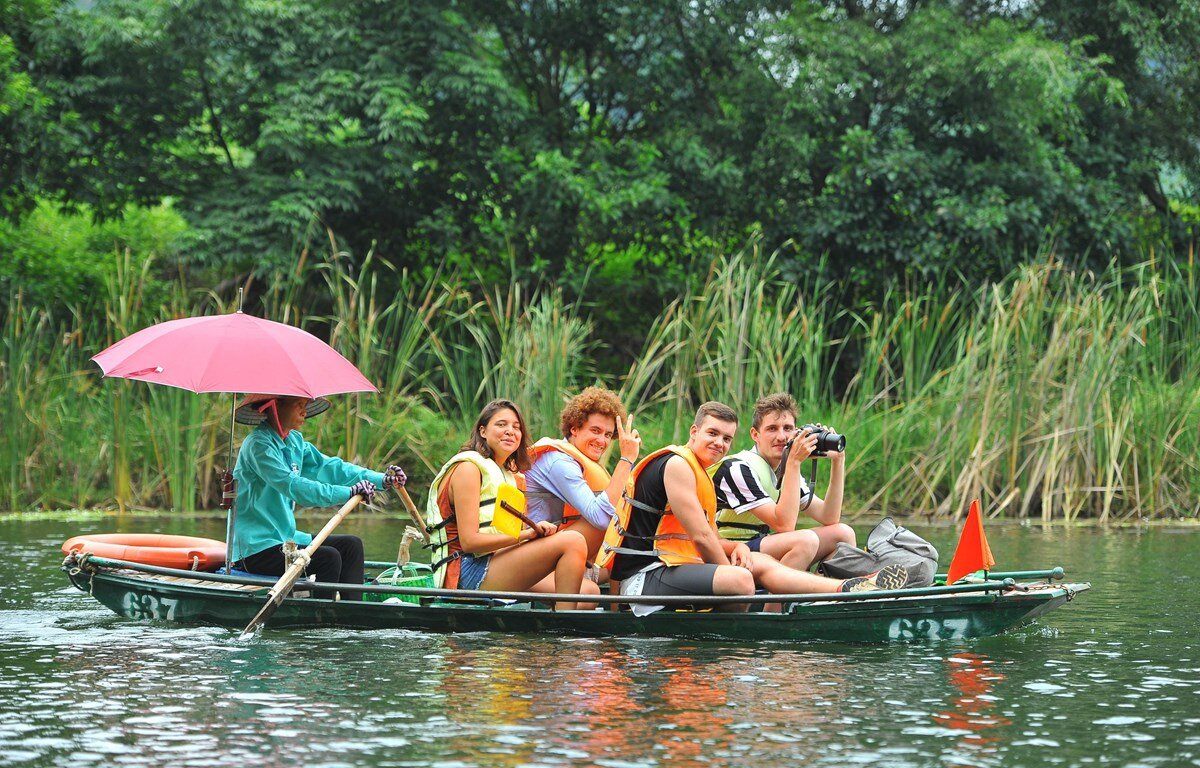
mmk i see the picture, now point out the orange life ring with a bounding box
[62,533,227,570]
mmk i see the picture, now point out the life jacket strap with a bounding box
[602,544,705,564]
[424,533,460,552]
[431,495,497,534]
[719,521,771,533]
[624,494,668,517]
[431,550,463,571]
[610,517,692,544]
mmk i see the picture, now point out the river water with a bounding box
[1,514,1196,767]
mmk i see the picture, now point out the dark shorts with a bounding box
[744,535,766,553]
[639,564,722,597]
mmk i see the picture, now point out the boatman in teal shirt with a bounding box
[231,393,406,600]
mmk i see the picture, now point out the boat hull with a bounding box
[66,561,1088,643]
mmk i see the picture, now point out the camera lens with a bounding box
[825,432,846,453]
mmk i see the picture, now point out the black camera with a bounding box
[773,424,847,495]
[798,423,846,457]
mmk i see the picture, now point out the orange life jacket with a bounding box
[596,445,717,570]
[528,437,611,525]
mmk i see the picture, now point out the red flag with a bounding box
[947,499,996,584]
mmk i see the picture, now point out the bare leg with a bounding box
[530,571,601,610]
[749,552,844,594]
[562,518,607,563]
[809,523,856,562]
[758,529,821,571]
[759,524,855,571]
[482,529,588,610]
[711,565,756,612]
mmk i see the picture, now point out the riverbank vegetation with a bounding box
[2,245,1196,520]
[3,2,1199,519]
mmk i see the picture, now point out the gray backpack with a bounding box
[817,517,939,587]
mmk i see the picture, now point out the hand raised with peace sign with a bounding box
[617,414,641,465]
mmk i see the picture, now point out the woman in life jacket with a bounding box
[231,393,407,600]
[525,386,641,569]
[426,399,593,611]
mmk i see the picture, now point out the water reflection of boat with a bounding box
[62,553,1088,643]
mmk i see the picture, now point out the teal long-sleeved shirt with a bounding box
[230,424,384,562]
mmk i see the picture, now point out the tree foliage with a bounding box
[4,0,1199,302]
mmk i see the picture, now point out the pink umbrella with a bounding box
[92,310,378,566]
[92,311,377,397]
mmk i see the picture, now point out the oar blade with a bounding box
[239,568,301,638]
[239,597,281,640]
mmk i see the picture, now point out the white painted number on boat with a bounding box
[122,592,179,621]
[887,617,970,640]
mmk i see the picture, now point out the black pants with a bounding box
[240,534,365,601]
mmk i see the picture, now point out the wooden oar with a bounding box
[394,486,429,540]
[239,493,364,638]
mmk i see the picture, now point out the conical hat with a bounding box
[235,394,331,425]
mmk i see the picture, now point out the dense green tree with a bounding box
[1030,1,1200,216]
[742,4,1130,283]
[6,0,1198,304]
[1,0,56,220]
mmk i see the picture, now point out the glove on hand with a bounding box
[383,465,407,489]
[349,479,377,501]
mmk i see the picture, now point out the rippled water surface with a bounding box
[2,515,1197,767]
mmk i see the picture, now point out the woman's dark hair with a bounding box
[462,398,531,471]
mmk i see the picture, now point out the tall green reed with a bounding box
[428,280,596,439]
[1,295,42,510]
[874,259,1197,520]
[2,239,1197,519]
[622,245,840,440]
[315,236,465,471]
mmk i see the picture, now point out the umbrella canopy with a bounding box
[91,311,377,397]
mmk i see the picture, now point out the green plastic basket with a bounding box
[365,562,434,604]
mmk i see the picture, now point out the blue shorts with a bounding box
[744,535,766,553]
[458,553,491,590]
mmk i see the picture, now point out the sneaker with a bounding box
[840,564,910,593]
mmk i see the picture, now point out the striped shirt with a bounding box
[711,456,810,514]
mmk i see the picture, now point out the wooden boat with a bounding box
[62,552,1089,642]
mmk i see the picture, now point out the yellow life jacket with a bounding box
[425,450,520,589]
[596,445,716,570]
[710,448,778,541]
[528,437,611,525]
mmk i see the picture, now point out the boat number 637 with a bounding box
[122,593,179,621]
[888,617,970,640]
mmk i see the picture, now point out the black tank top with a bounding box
[611,452,673,581]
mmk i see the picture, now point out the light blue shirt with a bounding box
[231,425,384,562]
[524,450,615,529]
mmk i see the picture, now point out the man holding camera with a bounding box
[601,401,906,614]
[709,392,857,573]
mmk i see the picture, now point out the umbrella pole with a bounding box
[224,395,238,574]
[225,288,244,573]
